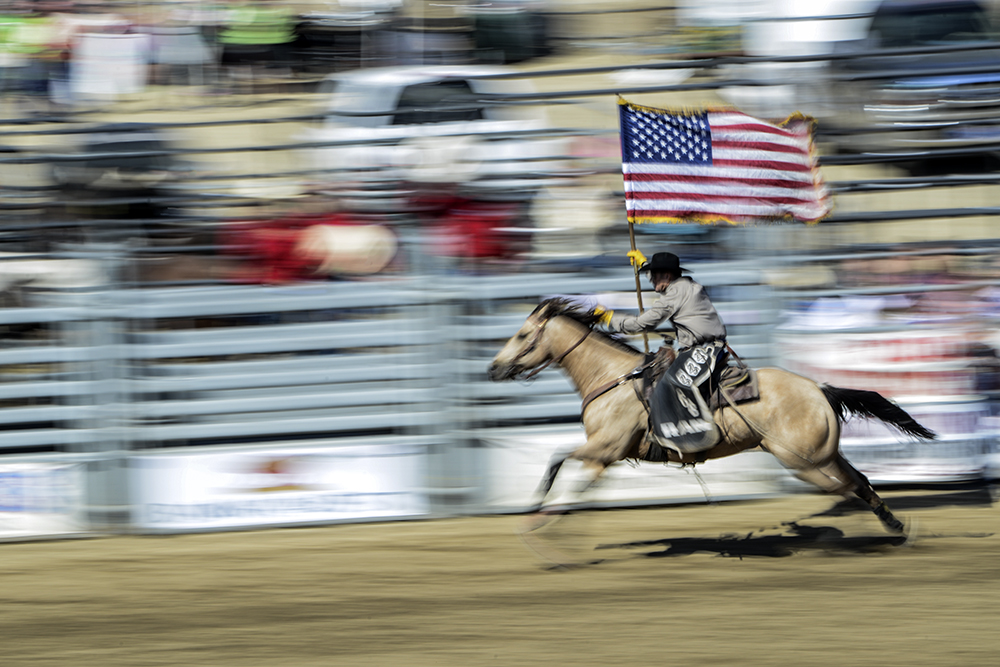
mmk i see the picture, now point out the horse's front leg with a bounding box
[522,458,608,539]
[529,425,637,514]
[517,432,627,566]
[529,442,576,512]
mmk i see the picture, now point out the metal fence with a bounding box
[2,250,995,535]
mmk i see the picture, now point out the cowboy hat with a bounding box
[642,252,689,275]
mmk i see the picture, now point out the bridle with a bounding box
[513,314,591,381]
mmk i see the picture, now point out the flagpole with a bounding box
[627,219,649,354]
[617,95,649,353]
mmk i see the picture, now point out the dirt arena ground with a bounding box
[2,486,997,667]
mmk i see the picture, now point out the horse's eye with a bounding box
[517,332,528,340]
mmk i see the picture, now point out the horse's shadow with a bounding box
[597,486,996,560]
[602,521,904,559]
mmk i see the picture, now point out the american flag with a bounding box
[619,99,831,225]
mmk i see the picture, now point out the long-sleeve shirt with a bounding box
[606,276,726,348]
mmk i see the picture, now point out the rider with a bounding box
[595,251,726,348]
[593,250,729,453]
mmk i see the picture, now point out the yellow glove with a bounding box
[627,249,647,269]
[592,305,614,326]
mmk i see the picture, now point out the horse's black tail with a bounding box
[821,385,937,441]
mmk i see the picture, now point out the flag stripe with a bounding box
[712,129,812,150]
[622,162,815,178]
[711,153,813,168]
[627,189,820,204]
[619,100,830,224]
[709,114,810,137]
[710,122,803,139]
[631,205,830,217]
[622,164,814,184]
[624,173,817,190]
[629,200,831,217]
[623,153,817,173]
[711,140,808,156]
[711,158,813,173]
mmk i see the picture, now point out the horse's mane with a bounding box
[533,297,644,356]
[531,297,601,325]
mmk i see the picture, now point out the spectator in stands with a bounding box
[0,1,72,109]
[217,0,296,86]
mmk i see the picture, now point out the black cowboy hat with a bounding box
[641,252,689,275]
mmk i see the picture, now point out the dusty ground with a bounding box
[1,486,997,667]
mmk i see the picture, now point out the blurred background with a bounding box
[2,0,1000,538]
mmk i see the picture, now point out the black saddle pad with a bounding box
[649,342,725,454]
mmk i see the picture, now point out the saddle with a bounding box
[635,346,758,409]
[634,343,759,459]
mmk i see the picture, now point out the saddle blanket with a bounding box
[649,341,727,454]
[634,343,760,460]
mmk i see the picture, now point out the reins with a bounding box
[517,312,650,413]
[580,363,649,416]
[521,322,592,381]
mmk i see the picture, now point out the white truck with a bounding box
[303,65,569,204]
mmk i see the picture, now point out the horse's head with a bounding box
[488,298,594,382]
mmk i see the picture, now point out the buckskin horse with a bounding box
[488,298,936,536]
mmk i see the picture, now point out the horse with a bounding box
[487,298,936,535]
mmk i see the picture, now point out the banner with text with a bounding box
[130,442,430,532]
[0,462,86,540]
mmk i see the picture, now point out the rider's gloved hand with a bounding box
[592,305,614,326]
[627,249,647,269]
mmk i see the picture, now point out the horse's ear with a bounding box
[535,298,565,320]
[532,299,550,320]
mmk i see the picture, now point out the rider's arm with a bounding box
[605,296,675,335]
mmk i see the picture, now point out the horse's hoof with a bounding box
[875,502,905,534]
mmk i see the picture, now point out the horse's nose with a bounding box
[487,362,501,382]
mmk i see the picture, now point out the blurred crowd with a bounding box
[2,0,1000,291]
[0,1,596,286]
[0,0,553,109]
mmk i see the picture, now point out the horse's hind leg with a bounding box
[829,455,905,533]
[799,455,905,534]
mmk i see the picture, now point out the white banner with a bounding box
[130,443,429,532]
[774,329,978,399]
[0,462,86,539]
